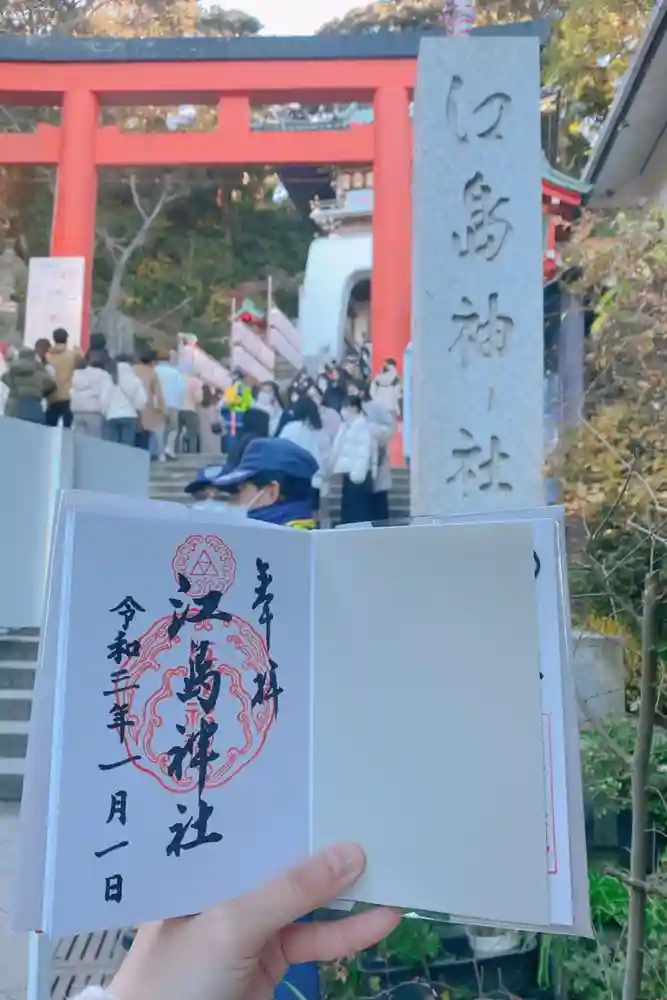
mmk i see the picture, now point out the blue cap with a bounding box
[211,438,319,489]
[184,463,229,495]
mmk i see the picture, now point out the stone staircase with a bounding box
[0,628,38,800]
[0,456,411,801]
[150,453,411,523]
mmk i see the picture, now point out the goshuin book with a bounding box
[12,490,590,938]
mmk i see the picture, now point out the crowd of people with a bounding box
[0,333,223,462]
[0,331,403,525]
[192,355,403,526]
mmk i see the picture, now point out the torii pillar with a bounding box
[50,89,99,347]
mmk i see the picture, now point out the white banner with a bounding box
[24,257,85,350]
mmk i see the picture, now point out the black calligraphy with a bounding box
[251,558,283,720]
[98,595,145,903]
[168,573,232,640]
[166,799,224,858]
[178,639,220,714]
[166,577,225,857]
[104,874,123,903]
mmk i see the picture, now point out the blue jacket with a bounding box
[248,499,316,531]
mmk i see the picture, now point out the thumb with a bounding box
[230,843,366,947]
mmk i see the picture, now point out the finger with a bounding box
[280,908,402,965]
[231,843,366,947]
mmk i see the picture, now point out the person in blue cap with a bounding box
[210,437,319,529]
[184,463,234,509]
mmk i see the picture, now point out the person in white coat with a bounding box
[331,395,378,525]
[104,356,148,446]
[363,397,397,524]
[71,357,114,438]
[370,358,402,417]
[279,394,331,516]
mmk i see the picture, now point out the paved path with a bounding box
[0,804,128,1000]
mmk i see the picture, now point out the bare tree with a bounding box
[95,173,187,352]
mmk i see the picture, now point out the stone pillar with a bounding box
[411,38,544,516]
[573,631,625,726]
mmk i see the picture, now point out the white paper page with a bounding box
[531,518,573,927]
[42,508,313,936]
[413,508,585,933]
[11,496,68,931]
[555,527,592,936]
[312,521,550,928]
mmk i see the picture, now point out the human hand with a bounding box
[110,843,400,1000]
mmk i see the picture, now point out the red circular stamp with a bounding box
[113,536,276,795]
[172,534,236,598]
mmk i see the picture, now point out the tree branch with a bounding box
[97,173,188,324]
[143,296,193,329]
[607,868,667,901]
[622,570,659,1000]
[590,464,635,544]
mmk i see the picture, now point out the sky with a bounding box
[242,0,358,35]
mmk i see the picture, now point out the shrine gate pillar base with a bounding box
[51,89,98,351]
[371,85,412,376]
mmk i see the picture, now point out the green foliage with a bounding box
[319,0,652,170]
[377,919,442,967]
[318,0,444,33]
[558,209,667,645]
[101,179,312,356]
[540,868,667,1000]
[0,1,312,356]
[322,918,444,1000]
[580,718,667,829]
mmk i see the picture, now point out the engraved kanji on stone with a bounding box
[450,293,514,367]
[446,75,512,143]
[446,429,513,496]
[452,172,512,262]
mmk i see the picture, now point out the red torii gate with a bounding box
[0,27,548,364]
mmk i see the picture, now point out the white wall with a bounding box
[0,420,149,629]
[299,233,372,368]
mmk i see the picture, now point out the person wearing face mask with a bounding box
[208,438,319,530]
[184,463,234,510]
[370,357,402,418]
[331,395,378,525]
[255,380,285,436]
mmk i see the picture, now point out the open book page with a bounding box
[311,521,550,928]
[412,508,587,934]
[34,504,313,936]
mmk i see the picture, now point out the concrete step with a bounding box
[0,719,28,758]
[0,661,36,690]
[0,629,38,798]
[0,756,23,801]
[0,632,40,662]
[0,689,32,721]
